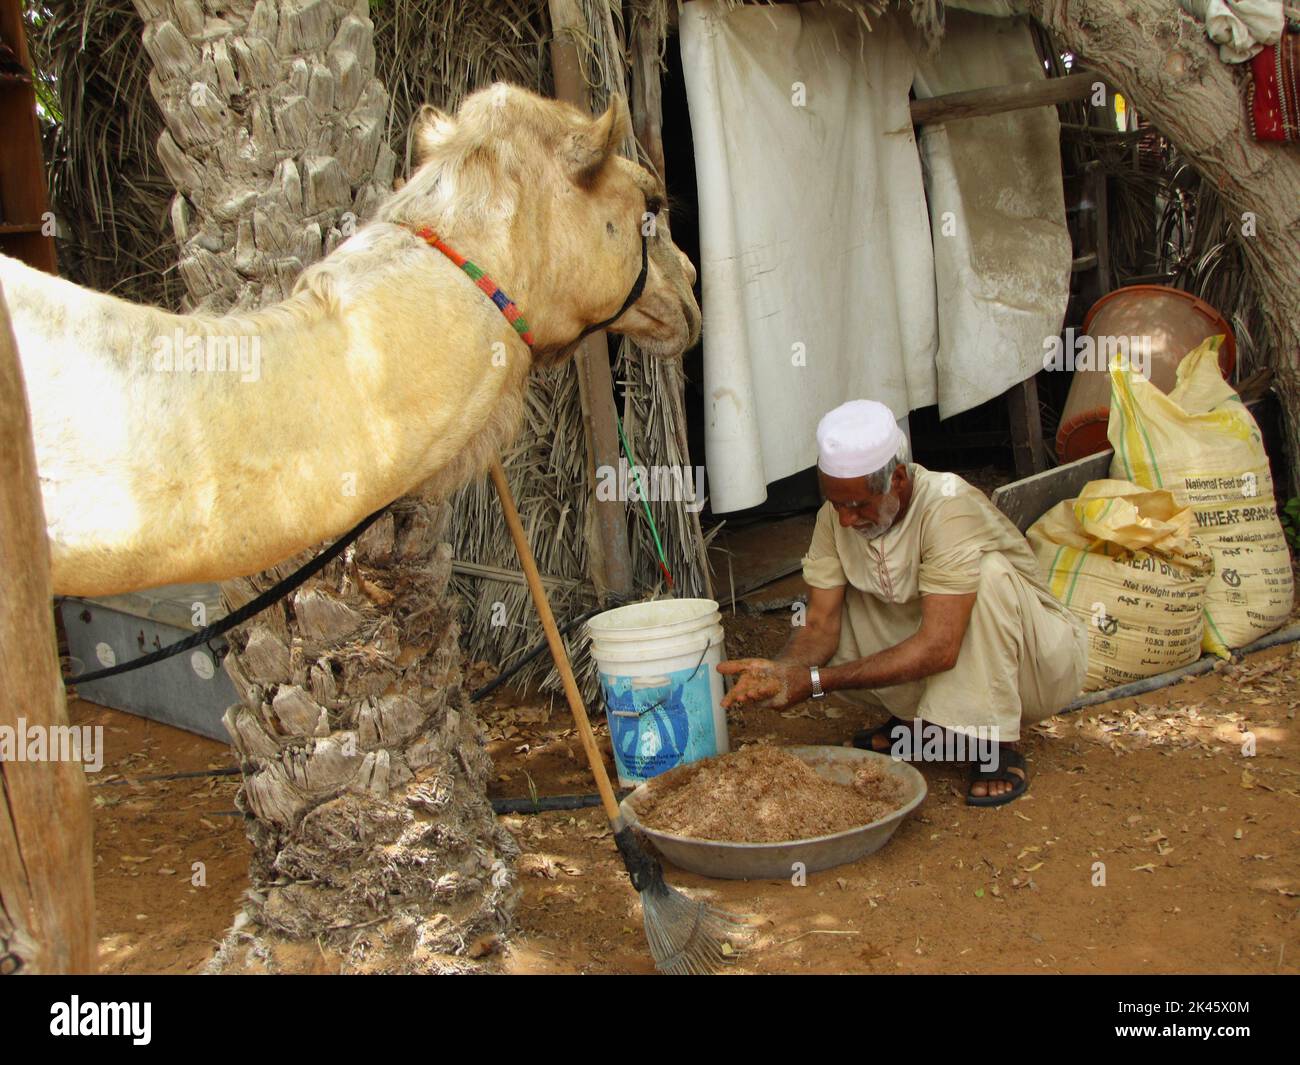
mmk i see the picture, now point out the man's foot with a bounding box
[851,716,909,755]
[966,747,1028,807]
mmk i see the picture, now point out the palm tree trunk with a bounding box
[135,0,396,309]
[218,499,517,971]
[133,0,517,971]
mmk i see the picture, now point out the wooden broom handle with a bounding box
[489,460,623,822]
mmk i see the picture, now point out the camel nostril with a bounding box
[681,298,701,340]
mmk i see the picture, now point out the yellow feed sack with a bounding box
[1108,336,1293,656]
[1028,480,1213,691]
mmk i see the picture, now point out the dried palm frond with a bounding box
[1161,170,1271,380]
[371,0,553,171]
[26,0,184,308]
[449,360,601,697]
[614,341,721,600]
[1081,132,1170,285]
[903,0,944,45]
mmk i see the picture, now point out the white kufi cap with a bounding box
[816,400,906,479]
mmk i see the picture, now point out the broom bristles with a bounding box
[640,874,750,976]
[613,818,749,974]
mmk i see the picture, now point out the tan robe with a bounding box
[802,464,1088,741]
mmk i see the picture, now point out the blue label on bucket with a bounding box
[600,663,717,783]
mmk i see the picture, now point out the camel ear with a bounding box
[412,104,456,167]
[567,96,631,187]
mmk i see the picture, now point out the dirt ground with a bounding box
[72,606,1300,975]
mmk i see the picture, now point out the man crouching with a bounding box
[717,399,1088,806]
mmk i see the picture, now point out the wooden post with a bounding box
[629,12,714,599]
[1084,159,1113,296]
[548,0,634,600]
[630,17,666,182]
[0,283,95,973]
[1006,374,1047,478]
[910,70,1103,126]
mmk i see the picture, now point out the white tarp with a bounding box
[913,10,1073,419]
[681,1,1071,512]
[680,0,938,514]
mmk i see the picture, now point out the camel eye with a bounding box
[646,196,664,215]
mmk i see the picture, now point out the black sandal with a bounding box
[852,716,910,755]
[966,748,1028,807]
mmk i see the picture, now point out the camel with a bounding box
[0,84,700,598]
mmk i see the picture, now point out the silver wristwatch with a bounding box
[809,665,826,700]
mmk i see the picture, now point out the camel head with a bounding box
[378,84,700,362]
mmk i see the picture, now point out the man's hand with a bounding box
[716,658,813,711]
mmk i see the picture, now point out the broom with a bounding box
[488,459,744,975]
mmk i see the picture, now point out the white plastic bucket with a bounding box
[586,598,728,789]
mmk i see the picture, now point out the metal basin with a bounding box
[619,745,927,881]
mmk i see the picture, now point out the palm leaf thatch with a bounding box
[1161,168,1271,380]
[26,0,185,309]
[371,0,553,166]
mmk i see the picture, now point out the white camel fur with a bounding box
[1,85,700,597]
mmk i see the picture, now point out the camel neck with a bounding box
[408,226,535,348]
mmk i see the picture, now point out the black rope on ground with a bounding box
[491,791,630,814]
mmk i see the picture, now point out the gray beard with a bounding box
[852,495,900,540]
[853,521,893,540]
